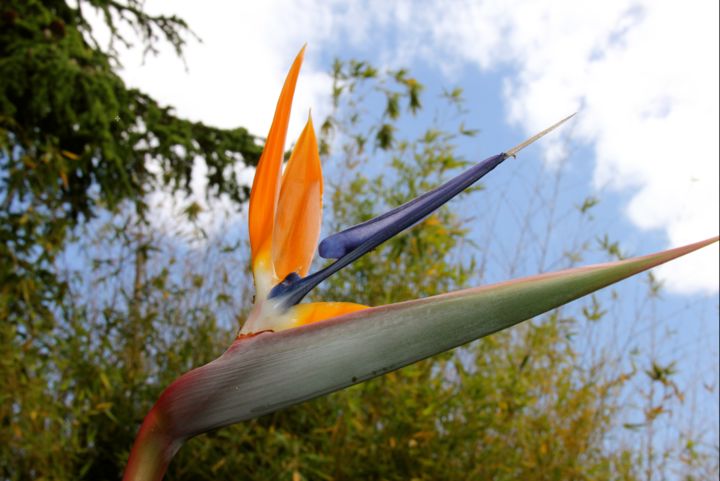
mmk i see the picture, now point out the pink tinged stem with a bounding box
[122,405,180,481]
[122,358,232,480]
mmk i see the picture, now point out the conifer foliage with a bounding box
[1,0,261,327]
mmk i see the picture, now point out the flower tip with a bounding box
[504,112,576,158]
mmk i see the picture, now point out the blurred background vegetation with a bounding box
[1,1,717,480]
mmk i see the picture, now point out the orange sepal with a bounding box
[273,115,323,279]
[249,46,306,278]
[290,302,369,327]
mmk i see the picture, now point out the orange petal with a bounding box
[290,302,369,327]
[273,116,323,279]
[249,46,306,279]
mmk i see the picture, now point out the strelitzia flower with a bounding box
[122,47,718,480]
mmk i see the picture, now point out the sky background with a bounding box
[101,0,719,295]
[86,0,718,460]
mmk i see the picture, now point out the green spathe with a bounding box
[123,237,717,481]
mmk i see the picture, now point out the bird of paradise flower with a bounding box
[122,47,717,480]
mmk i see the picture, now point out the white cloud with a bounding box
[106,1,335,140]
[102,0,718,293]
[325,0,719,294]
[452,0,719,294]
[88,1,337,238]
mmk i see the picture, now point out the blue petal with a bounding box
[269,114,575,307]
[319,153,507,259]
[270,153,507,307]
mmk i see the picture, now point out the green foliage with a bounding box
[2,213,250,479]
[0,0,262,333]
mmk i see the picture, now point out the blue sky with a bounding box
[99,0,718,294]
[86,0,718,459]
